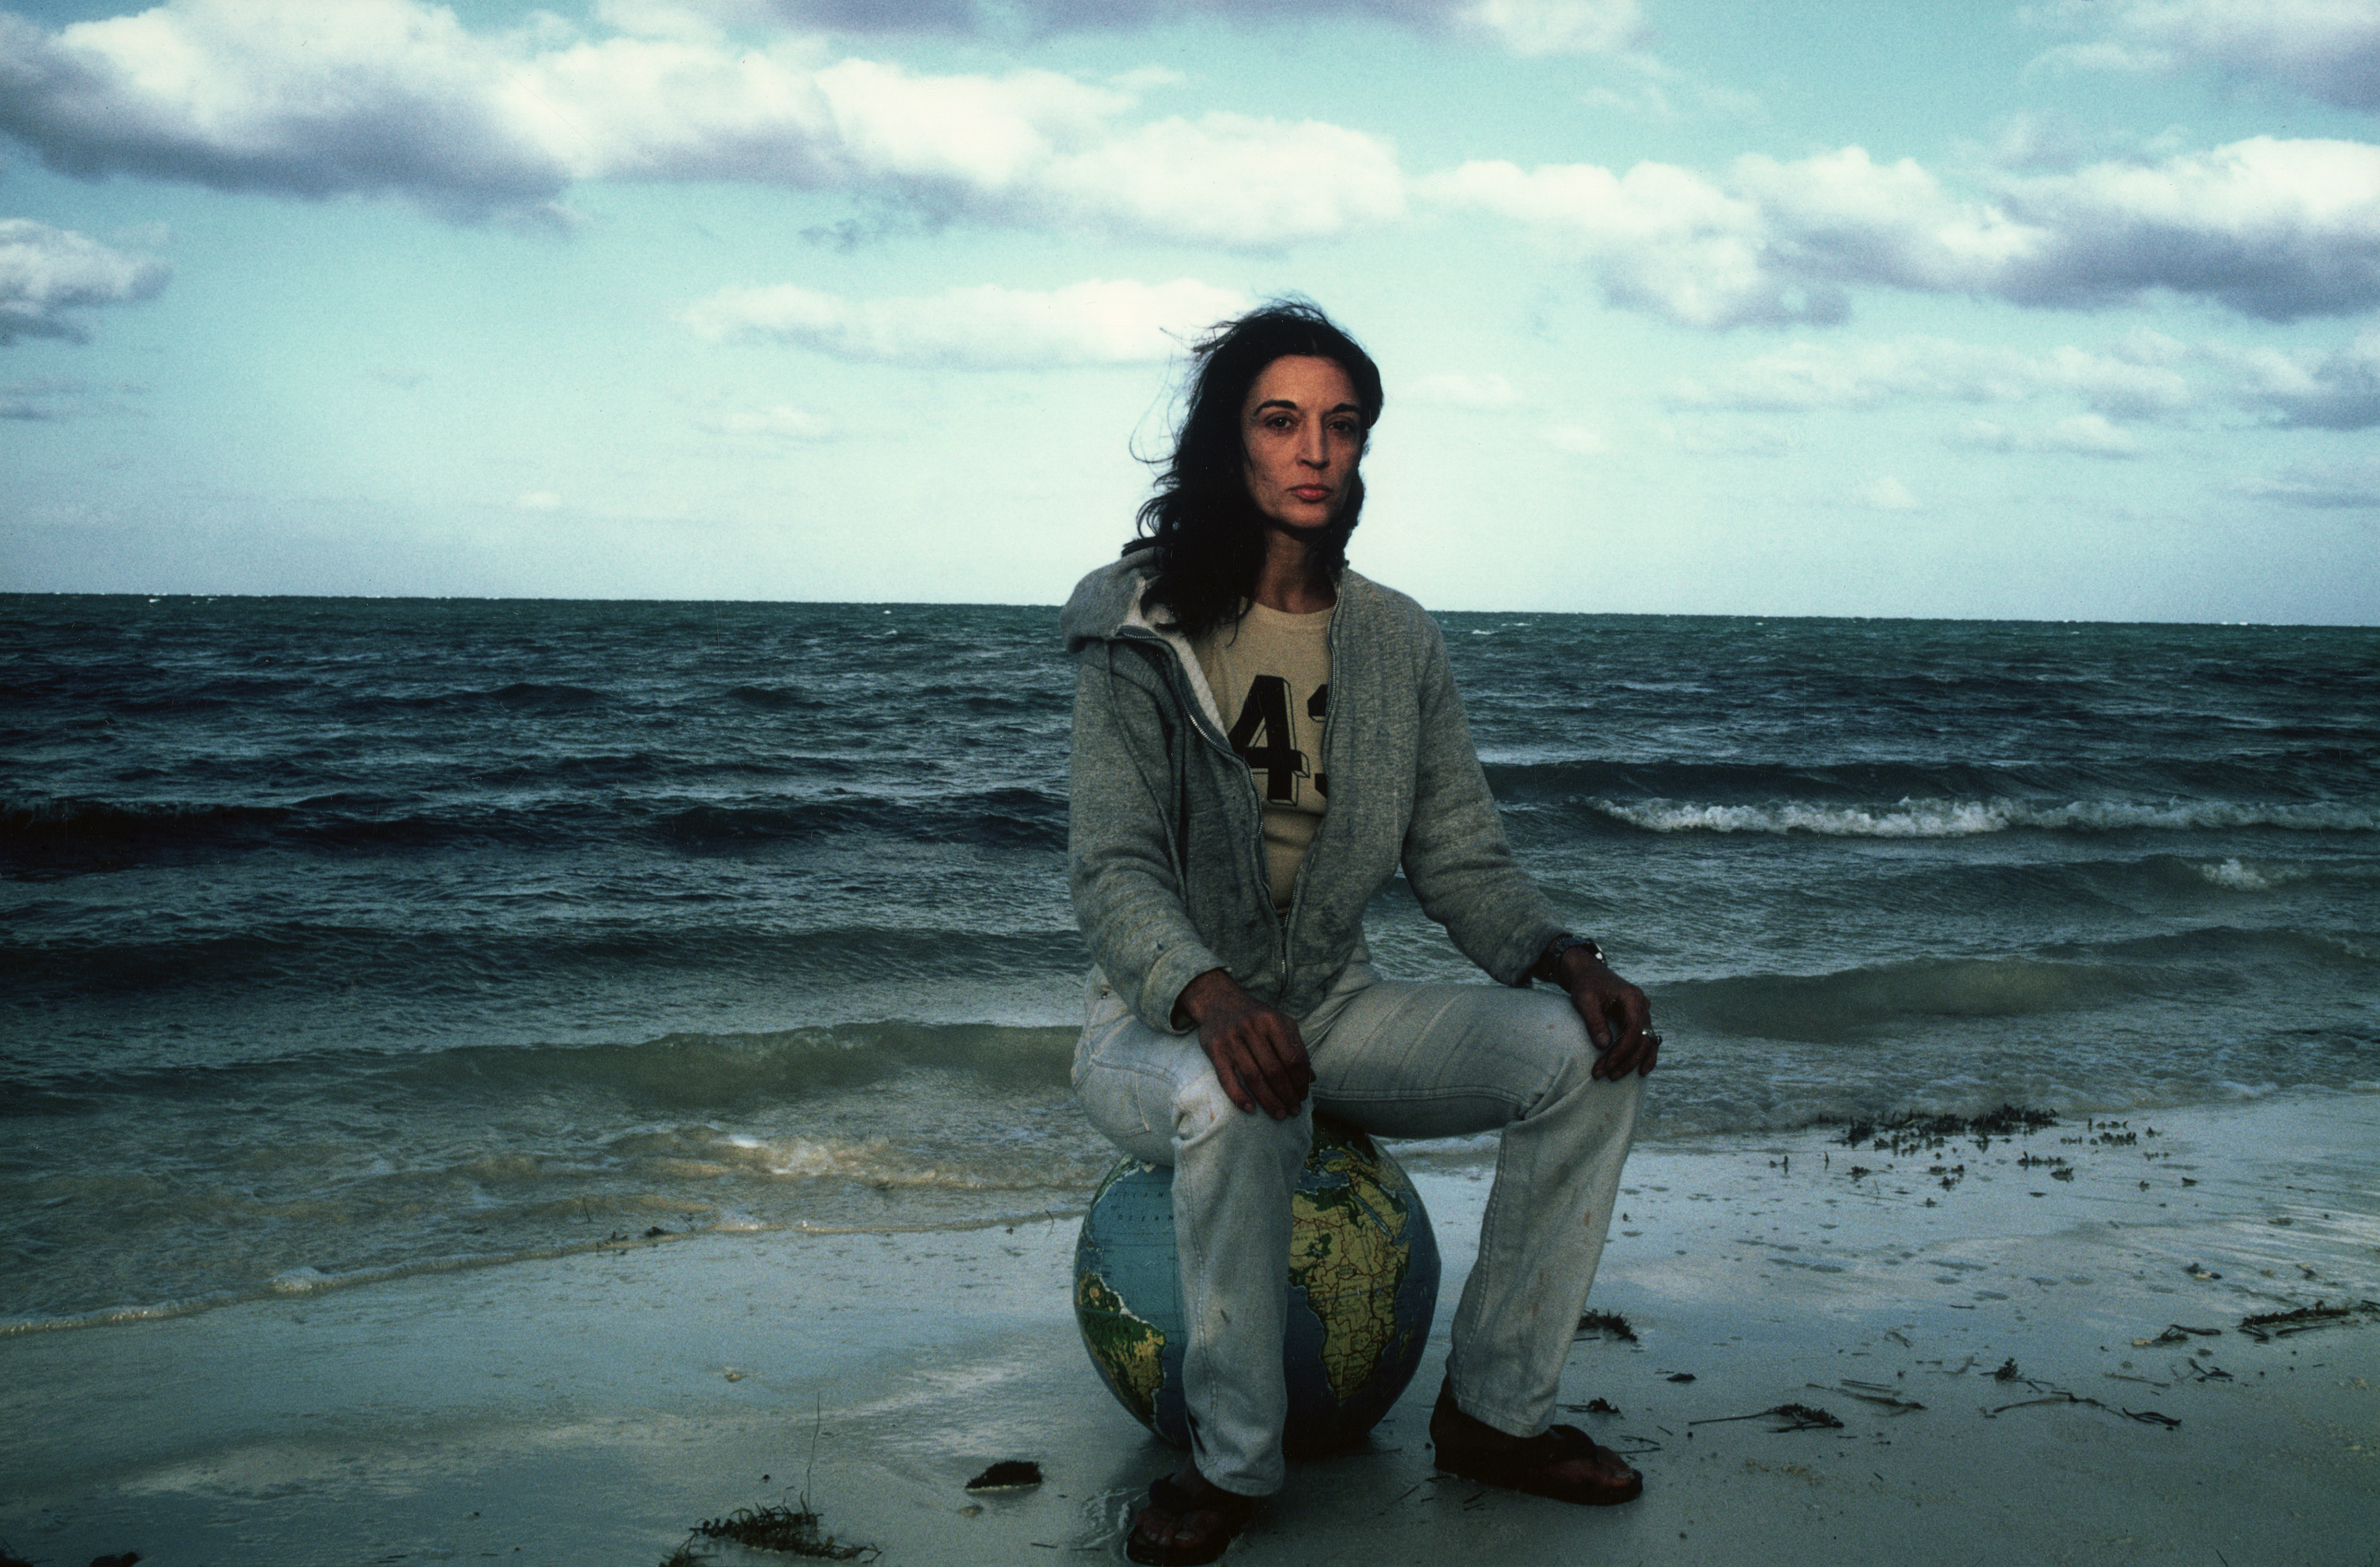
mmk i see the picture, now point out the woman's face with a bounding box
[1239,354,1364,533]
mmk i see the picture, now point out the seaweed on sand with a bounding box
[965,1460,1043,1490]
[1838,1105,2057,1156]
[1689,1403,1845,1432]
[1576,1310,1638,1342]
[2237,1300,2380,1342]
[667,1504,879,1562]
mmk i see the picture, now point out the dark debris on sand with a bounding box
[965,1460,1043,1490]
[665,1503,880,1563]
[2134,1323,2222,1346]
[1576,1309,1638,1342]
[1690,1403,1845,1432]
[2238,1300,2380,1342]
[1839,1104,2058,1156]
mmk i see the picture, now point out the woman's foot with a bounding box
[1126,1467,1262,1565]
[1429,1382,1645,1505]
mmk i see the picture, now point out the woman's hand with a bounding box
[1552,945,1661,1080]
[1177,968,1315,1120]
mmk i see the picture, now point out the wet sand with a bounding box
[4,1090,2374,1566]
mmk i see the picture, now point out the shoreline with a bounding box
[5,1088,2374,1565]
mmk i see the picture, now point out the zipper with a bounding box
[1116,623,1278,973]
[1277,597,1343,995]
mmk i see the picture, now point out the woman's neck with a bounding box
[1251,527,1337,615]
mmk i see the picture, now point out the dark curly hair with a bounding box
[1126,301,1384,637]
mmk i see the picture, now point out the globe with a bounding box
[1072,1115,1442,1458]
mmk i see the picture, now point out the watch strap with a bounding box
[1535,932,1604,983]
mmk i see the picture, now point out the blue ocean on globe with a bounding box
[1072,1116,1443,1457]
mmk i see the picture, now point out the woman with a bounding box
[1061,303,1659,1565]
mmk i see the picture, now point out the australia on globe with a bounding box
[1072,1116,1442,1456]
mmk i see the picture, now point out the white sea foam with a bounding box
[2195,857,2309,891]
[748,1133,1088,1192]
[1599,796,2380,837]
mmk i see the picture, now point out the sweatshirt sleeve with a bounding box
[1397,616,1566,986]
[1067,639,1228,1033]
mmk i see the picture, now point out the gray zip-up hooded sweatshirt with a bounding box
[1062,554,1565,1034]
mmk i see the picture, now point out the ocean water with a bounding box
[4,593,2375,1330]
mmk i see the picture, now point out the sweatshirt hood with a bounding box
[1060,553,1163,655]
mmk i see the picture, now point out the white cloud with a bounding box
[1994,137,2380,318]
[1426,136,2380,326]
[660,0,1648,56]
[1950,413,2141,457]
[1670,338,2037,409]
[0,218,170,344]
[2217,328,2380,429]
[2231,455,2380,508]
[514,490,563,509]
[1545,421,1610,454]
[5,3,2370,326]
[0,3,1403,245]
[2039,412,2142,455]
[2035,0,2380,111]
[1418,158,1801,328]
[680,277,1250,367]
[701,404,833,438]
[1667,335,2194,419]
[1013,109,1406,246]
[1403,371,1521,409]
[1677,326,2380,435]
[0,3,573,220]
[1580,80,1678,121]
[1451,0,1646,56]
[1859,476,1920,510]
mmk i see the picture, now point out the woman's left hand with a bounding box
[1553,946,1661,1079]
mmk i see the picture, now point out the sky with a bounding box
[2,0,2376,620]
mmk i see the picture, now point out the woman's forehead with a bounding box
[1246,354,1358,409]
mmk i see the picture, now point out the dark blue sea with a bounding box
[4,594,2375,1330]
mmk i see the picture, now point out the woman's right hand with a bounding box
[1177,968,1315,1120]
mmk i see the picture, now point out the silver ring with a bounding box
[1643,1031,1663,1046]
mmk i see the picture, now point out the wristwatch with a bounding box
[1534,933,1604,984]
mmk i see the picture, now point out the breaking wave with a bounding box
[1595,796,2379,837]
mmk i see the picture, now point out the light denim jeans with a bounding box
[1072,950,1644,1497]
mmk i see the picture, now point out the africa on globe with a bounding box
[1072,1116,1442,1456]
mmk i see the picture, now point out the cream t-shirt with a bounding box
[1194,602,1332,910]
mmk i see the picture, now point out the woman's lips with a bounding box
[1290,486,1329,502]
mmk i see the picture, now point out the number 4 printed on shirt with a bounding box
[1227,676,1307,802]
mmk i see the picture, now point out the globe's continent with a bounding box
[1288,1136,1414,1403]
[1072,1117,1440,1455]
[1074,1268,1165,1429]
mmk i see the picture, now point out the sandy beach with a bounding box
[6,1089,2374,1567]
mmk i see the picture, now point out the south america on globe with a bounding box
[1072,1115,1442,1457]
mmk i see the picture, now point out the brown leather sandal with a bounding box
[1429,1384,1645,1506]
[1125,1471,1262,1565]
